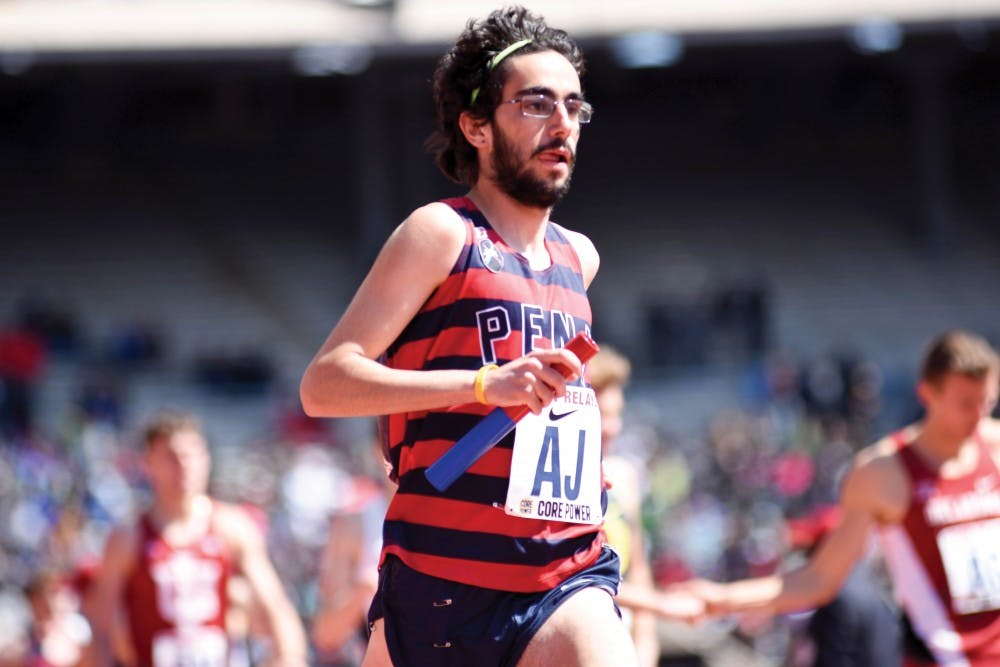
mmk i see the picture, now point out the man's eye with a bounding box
[523,98,551,114]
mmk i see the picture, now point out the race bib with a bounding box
[937,518,1000,615]
[505,386,603,525]
[150,551,223,625]
[151,626,228,667]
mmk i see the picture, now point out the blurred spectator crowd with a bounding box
[0,295,925,665]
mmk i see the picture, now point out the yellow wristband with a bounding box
[474,364,499,405]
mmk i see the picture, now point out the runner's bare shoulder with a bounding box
[847,429,913,520]
[214,501,262,532]
[100,520,141,576]
[555,225,599,286]
[980,417,1000,454]
[979,416,1000,440]
[398,202,468,247]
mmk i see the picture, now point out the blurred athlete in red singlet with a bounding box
[682,330,1000,666]
[92,410,307,667]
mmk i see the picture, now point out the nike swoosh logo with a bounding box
[549,408,577,421]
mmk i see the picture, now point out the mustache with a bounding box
[532,140,574,162]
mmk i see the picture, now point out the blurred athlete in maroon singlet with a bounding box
[681,330,1000,666]
[92,410,307,667]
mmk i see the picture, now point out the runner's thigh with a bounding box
[361,619,392,667]
[517,587,638,667]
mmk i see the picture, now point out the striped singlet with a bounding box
[379,196,605,593]
[878,430,1000,666]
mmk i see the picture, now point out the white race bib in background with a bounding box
[151,626,228,667]
[937,518,1000,615]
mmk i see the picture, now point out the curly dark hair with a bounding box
[425,5,585,186]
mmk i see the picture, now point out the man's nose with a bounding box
[548,102,575,133]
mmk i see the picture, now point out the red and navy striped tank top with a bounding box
[379,196,605,593]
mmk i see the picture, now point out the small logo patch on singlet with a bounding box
[476,228,504,273]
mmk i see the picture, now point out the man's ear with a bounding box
[916,379,934,409]
[459,111,491,149]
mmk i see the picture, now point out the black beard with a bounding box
[491,130,573,209]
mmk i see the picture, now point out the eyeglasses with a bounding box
[502,94,593,124]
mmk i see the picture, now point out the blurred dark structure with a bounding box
[2,11,1000,385]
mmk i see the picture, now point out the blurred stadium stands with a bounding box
[3,1,1000,384]
[1,0,998,477]
[1,2,999,663]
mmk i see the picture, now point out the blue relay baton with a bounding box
[424,332,599,492]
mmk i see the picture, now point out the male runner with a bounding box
[300,6,637,666]
[681,329,1000,666]
[92,410,307,667]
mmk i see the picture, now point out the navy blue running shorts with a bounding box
[366,545,622,667]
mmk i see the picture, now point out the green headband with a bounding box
[469,38,533,105]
